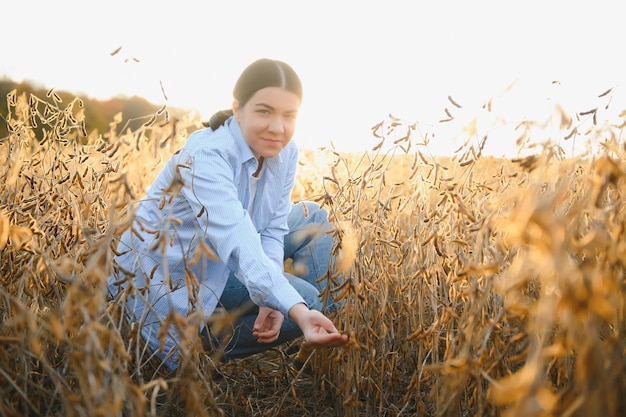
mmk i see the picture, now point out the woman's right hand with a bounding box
[288,303,349,348]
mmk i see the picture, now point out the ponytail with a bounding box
[202,109,234,130]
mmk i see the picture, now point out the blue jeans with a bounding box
[203,201,336,359]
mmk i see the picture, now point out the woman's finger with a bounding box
[255,329,280,343]
[306,330,349,348]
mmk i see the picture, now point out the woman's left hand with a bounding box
[288,303,349,348]
[252,307,284,343]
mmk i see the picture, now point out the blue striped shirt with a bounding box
[109,117,304,368]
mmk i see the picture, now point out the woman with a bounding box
[108,58,347,372]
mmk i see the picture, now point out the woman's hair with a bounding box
[205,58,303,130]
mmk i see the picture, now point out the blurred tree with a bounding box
[0,79,189,141]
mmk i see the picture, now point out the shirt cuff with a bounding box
[268,278,306,317]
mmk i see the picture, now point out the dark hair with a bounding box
[204,58,303,129]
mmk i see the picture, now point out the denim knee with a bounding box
[289,201,330,230]
[286,273,322,311]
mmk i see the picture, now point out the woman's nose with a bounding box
[268,116,285,133]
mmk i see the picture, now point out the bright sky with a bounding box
[3,0,625,157]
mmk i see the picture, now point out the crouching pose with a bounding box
[107,58,347,372]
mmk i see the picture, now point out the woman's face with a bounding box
[233,86,300,159]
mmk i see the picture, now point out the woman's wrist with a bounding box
[288,302,309,323]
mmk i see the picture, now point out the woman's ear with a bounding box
[232,100,240,120]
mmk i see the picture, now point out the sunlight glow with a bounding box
[2,0,624,157]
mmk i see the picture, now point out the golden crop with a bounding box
[1,89,625,416]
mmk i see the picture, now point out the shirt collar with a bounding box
[226,117,256,164]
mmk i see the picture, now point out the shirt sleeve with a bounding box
[175,145,304,316]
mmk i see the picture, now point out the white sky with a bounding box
[2,0,625,156]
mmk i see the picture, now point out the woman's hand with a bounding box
[288,303,349,348]
[252,306,284,343]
